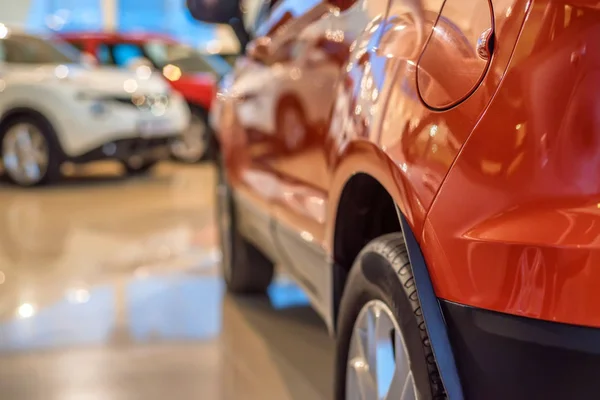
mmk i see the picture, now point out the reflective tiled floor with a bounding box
[0,162,334,400]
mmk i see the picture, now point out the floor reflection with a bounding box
[0,162,333,400]
[127,274,224,343]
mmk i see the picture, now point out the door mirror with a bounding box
[247,36,272,62]
[186,0,241,24]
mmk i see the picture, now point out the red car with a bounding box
[58,31,224,163]
[193,0,600,399]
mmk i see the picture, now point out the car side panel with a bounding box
[219,0,332,269]
[328,0,529,238]
[265,0,391,327]
[426,0,600,329]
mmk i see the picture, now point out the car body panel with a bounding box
[215,0,600,334]
[206,0,600,396]
[425,0,600,328]
[215,0,350,324]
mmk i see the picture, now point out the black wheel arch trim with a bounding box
[1,107,54,128]
[397,208,465,400]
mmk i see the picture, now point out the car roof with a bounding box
[57,31,177,44]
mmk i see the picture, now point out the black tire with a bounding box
[170,106,215,163]
[335,234,446,400]
[216,157,274,293]
[122,159,158,175]
[0,114,62,187]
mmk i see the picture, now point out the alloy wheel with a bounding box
[2,123,49,186]
[171,113,208,162]
[346,300,418,400]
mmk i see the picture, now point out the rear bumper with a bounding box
[441,300,600,400]
[67,135,177,164]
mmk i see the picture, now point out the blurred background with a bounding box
[8,0,230,44]
[0,1,334,399]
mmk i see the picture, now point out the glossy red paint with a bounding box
[426,0,600,328]
[58,31,216,109]
[214,0,600,329]
[169,73,215,109]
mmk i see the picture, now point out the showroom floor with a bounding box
[0,162,334,400]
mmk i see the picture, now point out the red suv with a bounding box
[59,32,224,163]
[192,0,600,399]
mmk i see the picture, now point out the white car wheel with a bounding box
[2,121,51,186]
[171,109,210,163]
[346,300,417,400]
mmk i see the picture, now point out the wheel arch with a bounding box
[1,107,51,130]
[330,170,406,330]
[328,142,465,399]
[326,140,422,263]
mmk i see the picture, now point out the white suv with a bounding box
[0,26,191,187]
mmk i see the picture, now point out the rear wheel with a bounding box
[1,116,61,187]
[216,157,274,293]
[170,106,213,163]
[335,234,446,400]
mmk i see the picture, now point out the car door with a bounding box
[266,0,498,314]
[264,0,400,318]
[261,18,346,314]
[220,0,326,268]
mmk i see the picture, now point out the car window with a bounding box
[256,0,322,37]
[0,34,78,64]
[112,43,145,66]
[273,0,323,18]
[252,1,274,34]
[97,44,115,65]
[221,54,237,65]
[144,41,229,75]
[197,54,232,76]
[243,0,282,37]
